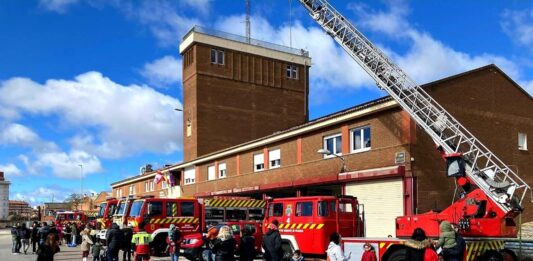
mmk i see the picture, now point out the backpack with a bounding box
[424,247,439,261]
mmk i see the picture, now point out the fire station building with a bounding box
[111,27,533,237]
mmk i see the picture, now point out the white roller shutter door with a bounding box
[345,178,403,237]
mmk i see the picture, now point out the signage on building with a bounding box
[395,152,406,164]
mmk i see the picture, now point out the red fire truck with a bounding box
[96,198,118,229]
[180,198,266,260]
[112,196,136,229]
[54,211,88,229]
[261,1,533,260]
[263,196,364,257]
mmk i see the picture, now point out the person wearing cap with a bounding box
[262,219,282,261]
[131,221,152,261]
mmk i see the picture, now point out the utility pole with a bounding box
[79,164,84,197]
[245,0,251,43]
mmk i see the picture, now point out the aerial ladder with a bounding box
[299,0,531,238]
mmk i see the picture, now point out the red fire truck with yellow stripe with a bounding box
[96,198,118,229]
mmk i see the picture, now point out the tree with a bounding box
[66,193,83,210]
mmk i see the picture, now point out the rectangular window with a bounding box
[269,203,283,217]
[286,65,298,79]
[519,132,527,151]
[144,182,148,192]
[296,202,313,216]
[208,165,216,181]
[148,202,163,216]
[219,163,227,178]
[180,202,194,216]
[166,202,178,217]
[254,153,264,172]
[211,49,224,65]
[129,185,135,195]
[269,149,281,169]
[184,166,196,185]
[318,201,329,217]
[150,181,154,191]
[323,134,342,157]
[351,126,371,152]
[339,202,353,213]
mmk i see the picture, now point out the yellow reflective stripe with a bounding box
[279,224,285,229]
[309,224,316,229]
[302,224,310,229]
[296,224,303,229]
[316,224,324,229]
[290,223,297,229]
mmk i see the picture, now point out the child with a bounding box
[81,228,94,261]
[436,221,457,257]
[361,243,377,261]
[292,250,305,261]
[92,239,103,261]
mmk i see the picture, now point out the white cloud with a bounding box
[0,71,182,159]
[0,164,22,177]
[39,0,79,13]
[501,8,533,48]
[181,0,211,15]
[0,123,57,152]
[141,55,182,88]
[36,150,102,179]
[13,186,74,205]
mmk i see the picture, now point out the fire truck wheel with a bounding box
[500,249,517,261]
[384,248,406,261]
[152,233,168,256]
[480,250,504,261]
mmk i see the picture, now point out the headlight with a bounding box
[189,239,199,244]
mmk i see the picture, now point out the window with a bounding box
[323,134,342,157]
[219,163,227,178]
[148,202,163,216]
[150,181,154,191]
[296,202,313,216]
[162,181,168,189]
[339,202,353,213]
[184,166,196,185]
[519,132,528,151]
[129,185,135,195]
[166,202,178,217]
[269,149,281,169]
[286,64,298,79]
[211,49,224,65]
[129,201,143,217]
[144,182,149,192]
[269,203,283,217]
[351,126,371,152]
[208,165,216,181]
[181,202,194,216]
[254,153,264,172]
[318,201,329,217]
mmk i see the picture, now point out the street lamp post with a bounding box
[79,164,84,197]
[317,148,348,173]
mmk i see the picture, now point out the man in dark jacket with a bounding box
[11,223,20,254]
[121,225,134,261]
[31,222,40,254]
[105,223,123,261]
[262,220,283,261]
[38,222,51,246]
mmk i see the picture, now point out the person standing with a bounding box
[360,243,377,261]
[239,227,255,261]
[167,224,183,261]
[131,222,152,261]
[105,223,123,261]
[92,239,103,261]
[31,222,40,254]
[81,228,94,261]
[326,232,351,261]
[11,224,20,254]
[64,222,72,245]
[262,220,283,261]
[211,225,236,261]
[37,234,60,261]
[404,228,436,261]
[121,225,134,261]
[202,225,219,261]
[19,223,31,254]
[70,222,78,246]
[436,221,457,261]
[38,222,51,246]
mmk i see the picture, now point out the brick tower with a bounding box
[179,26,312,161]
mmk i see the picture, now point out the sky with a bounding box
[1,0,532,206]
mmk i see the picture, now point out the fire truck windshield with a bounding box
[116,202,126,215]
[129,201,143,217]
[98,203,106,218]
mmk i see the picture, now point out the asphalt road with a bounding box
[0,230,174,261]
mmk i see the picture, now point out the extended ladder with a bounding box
[299,0,530,214]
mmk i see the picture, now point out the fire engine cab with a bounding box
[96,197,118,230]
[55,211,88,229]
[112,196,136,229]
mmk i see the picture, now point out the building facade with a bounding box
[0,172,10,221]
[8,200,32,219]
[110,26,533,238]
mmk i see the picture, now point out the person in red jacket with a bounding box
[360,243,377,261]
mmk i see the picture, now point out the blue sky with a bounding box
[1,0,532,205]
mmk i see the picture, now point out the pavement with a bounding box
[0,229,175,261]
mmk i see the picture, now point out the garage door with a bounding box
[345,178,403,237]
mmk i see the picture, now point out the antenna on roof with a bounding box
[245,0,251,43]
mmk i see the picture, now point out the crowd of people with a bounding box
[10,219,466,261]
